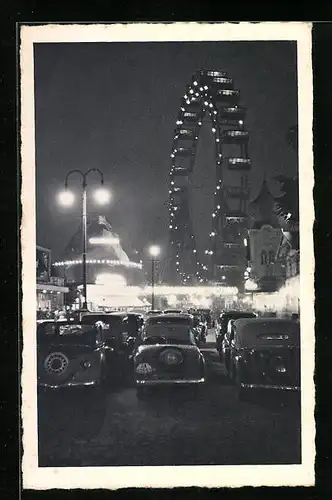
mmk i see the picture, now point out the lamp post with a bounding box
[148,245,161,310]
[58,168,111,310]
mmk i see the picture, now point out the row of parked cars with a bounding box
[36,308,210,399]
[214,310,301,401]
[37,307,300,402]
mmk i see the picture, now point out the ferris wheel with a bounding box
[168,70,252,288]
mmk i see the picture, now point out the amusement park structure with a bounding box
[167,69,252,290]
[53,215,145,287]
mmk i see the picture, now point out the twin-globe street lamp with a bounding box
[148,244,161,310]
[58,168,111,310]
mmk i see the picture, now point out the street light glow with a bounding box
[149,245,161,258]
[58,189,75,207]
[93,187,111,205]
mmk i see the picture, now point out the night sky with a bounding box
[34,41,298,260]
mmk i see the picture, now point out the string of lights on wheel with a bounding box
[169,70,252,286]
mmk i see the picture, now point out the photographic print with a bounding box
[21,22,314,489]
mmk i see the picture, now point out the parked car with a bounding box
[215,310,257,359]
[191,312,208,343]
[37,321,109,390]
[133,319,206,399]
[82,312,140,381]
[227,318,300,401]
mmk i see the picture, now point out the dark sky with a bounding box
[34,41,298,259]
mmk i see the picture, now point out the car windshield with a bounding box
[38,323,98,344]
[144,323,195,344]
[147,316,191,326]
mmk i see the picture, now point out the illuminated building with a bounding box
[53,215,145,287]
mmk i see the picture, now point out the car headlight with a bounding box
[136,362,153,374]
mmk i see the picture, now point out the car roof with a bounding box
[145,323,191,337]
[148,313,191,319]
[220,310,257,318]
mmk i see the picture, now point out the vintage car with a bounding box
[82,312,141,380]
[133,316,206,399]
[37,321,109,390]
[215,310,257,359]
[226,318,300,401]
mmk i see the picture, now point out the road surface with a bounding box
[38,330,301,467]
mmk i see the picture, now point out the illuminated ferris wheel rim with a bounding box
[169,69,251,285]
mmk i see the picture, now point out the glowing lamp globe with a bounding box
[149,245,161,258]
[93,187,111,205]
[58,190,75,207]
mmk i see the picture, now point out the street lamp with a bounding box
[148,245,161,310]
[58,168,111,310]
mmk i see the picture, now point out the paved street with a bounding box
[38,330,301,467]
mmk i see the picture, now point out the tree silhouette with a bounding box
[274,175,299,223]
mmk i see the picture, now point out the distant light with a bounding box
[149,245,161,258]
[287,212,292,219]
[93,187,111,205]
[246,266,251,272]
[89,237,119,245]
[239,120,244,125]
[212,128,216,133]
[244,238,248,247]
[221,276,226,280]
[58,189,75,207]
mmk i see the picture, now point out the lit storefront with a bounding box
[36,245,69,312]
